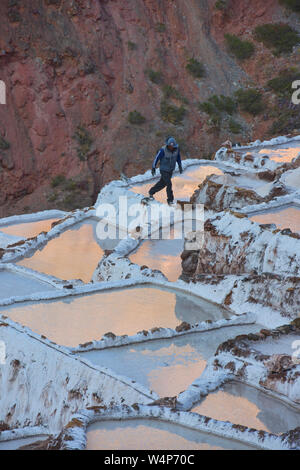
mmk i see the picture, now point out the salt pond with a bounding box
[17,219,109,283]
[0,286,231,347]
[79,324,260,397]
[86,419,256,450]
[192,381,300,434]
[250,205,300,233]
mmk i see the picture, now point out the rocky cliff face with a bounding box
[0,0,299,216]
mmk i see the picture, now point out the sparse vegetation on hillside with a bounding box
[215,0,228,10]
[228,117,243,134]
[51,175,66,188]
[279,0,300,12]
[160,100,186,125]
[254,23,300,55]
[73,125,93,161]
[198,94,243,134]
[225,33,255,61]
[162,85,188,104]
[146,69,163,84]
[269,108,300,135]
[234,88,264,115]
[198,94,237,129]
[0,136,10,151]
[186,59,205,79]
[128,110,146,125]
[267,68,300,96]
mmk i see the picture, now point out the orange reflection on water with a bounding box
[250,206,300,233]
[259,146,300,162]
[193,390,268,432]
[144,343,206,397]
[0,219,58,239]
[130,239,183,282]
[86,422,230,450]
[18,221,104,283]
[2,287,181,347]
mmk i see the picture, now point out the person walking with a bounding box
[149,137,183,205]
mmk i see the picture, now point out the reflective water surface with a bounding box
[250,206,300,233]
[79,324,260,397]
[0,219,58,239]
[192,381,300,434]
[0,286,230,347]
[86,419,256,450]
[18,219,105,283]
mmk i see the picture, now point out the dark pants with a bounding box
[149,170,174,203]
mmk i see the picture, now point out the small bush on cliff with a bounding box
[225,34,255,61]
[186,59,205,79]
[215,0,228,10]
[155,23,166,33]
[51,175,66,188]
[146,69,163,85]
[234,88,264,115]
[0,136,10,151]
[128,110,146,125]
[267,68,300,96]
[162,85,188,104]
[279,0,300,12]
[228,118,243,134]
[160,100,186,125]
[198,95,236,117]
[269,108,300,135]
[254,23,300,55]
[127,41,137,51]
[73,126,93,161]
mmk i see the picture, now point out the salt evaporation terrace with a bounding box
[130,165,224,203]
[86,419,255,451]
[17,218,110,283]
[250,205,300,234]
[0,286,230,347]
[192,381,300,434]
[1,135,300,450]
[78,323,260,398]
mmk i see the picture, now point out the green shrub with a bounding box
[186,59,205,79]
[51,175,66,188]
[254,23,299,55]
[0,136,10,151]
[215,0,228,10]
[267,68,300,96]
[73,125,93,161]
[209,94,237,114]
[146,69,163,84]
[155,23,166,33]
[65,179,77,191]
[162,85,188,103]
[160,100,186,125]
[228,118,243,134]
[128,110,146,125]
[279,0,300,12]
[198,94,236,117]
[269,108,300,135]
[127,41,137,51]
[225,33,255,60]
[234,88,264,115]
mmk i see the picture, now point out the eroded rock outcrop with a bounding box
[181,211,300,278]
